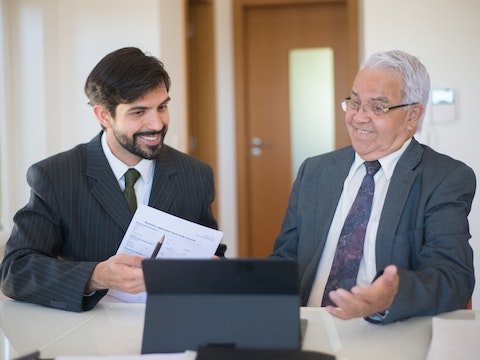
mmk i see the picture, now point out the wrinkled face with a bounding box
[95,86,170,166]
[345,68,423,161]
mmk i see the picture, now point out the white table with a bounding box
[0,299,477,359]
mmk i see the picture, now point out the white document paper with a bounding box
[426,316,480,360]
[107,204,223,303]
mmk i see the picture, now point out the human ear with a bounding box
[404,104,423,132]
[93,105,113,129]
[408,104,424,123]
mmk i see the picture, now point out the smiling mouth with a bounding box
[135,130,165,142]
[133,132,163,149]
[138,134,160,141]
[354,127,374,135]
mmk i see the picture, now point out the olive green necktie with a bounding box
[123,168,141,214]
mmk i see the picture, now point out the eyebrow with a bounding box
[351,90,389,103]
[160,97,171,106]
[127,97,171,113]
[127,105,148,113]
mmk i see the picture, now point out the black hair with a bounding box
[84,47,171,117]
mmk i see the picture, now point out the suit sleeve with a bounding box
[382,162,476,324]
[269,160,306,261]
[0,163,102,312]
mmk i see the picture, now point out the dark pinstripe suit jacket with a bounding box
[0,132,219,311]
[270,138,476,323]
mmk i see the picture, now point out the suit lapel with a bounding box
[148,146,178,212]
[85,136,180,233]
[307,149,355,277]
[375,138,423,269]
[86,132,132,233]
[313,149,355,242]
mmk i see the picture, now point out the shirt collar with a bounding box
[101,131,154,182]
[354,138,412,180]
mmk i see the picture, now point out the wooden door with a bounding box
[234,0,359,257]
[187,0,218,217]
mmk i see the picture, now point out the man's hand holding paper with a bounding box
[106,205,223,303]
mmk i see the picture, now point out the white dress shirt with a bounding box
[307,139,411,306]
[101,132,155,207]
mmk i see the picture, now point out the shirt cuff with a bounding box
[366,309,390,324]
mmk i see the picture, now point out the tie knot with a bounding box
[365,160,381,176]
[124,168,141,188]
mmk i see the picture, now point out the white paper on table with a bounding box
[426,316,480,360]
[107,204,223,303]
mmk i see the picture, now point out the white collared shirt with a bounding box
[307,139,411,307]
[101,132,155,207]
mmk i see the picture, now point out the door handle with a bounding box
[250,137,271,157]
[250,137,271,147]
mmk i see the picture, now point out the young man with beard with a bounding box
[0,47,224,312]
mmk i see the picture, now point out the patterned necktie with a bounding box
[322,160,381,307]
[124,168,141,214]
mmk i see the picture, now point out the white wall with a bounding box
[1,0,478,307]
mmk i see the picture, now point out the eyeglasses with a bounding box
[341,97,418,117]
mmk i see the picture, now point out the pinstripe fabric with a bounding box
[0,132,218,312]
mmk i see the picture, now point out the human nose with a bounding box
[148,110,169,130]
[352,104,372,121]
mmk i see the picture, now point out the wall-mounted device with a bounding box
[430,88,455,124]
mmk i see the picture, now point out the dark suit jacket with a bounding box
[0,132,221,311]
[270,138,476,323]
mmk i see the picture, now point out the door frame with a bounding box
[233,0,359,256]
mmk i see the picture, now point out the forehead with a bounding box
[351,68,403,102]
[125,86,169,105]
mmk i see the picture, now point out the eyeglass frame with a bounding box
[341,97,418,117]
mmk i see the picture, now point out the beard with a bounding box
[113,126,168,160]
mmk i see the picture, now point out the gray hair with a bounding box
[361,50,430,129]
